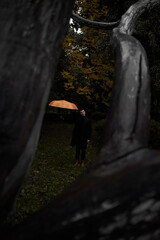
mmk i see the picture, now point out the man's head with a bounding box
[79,109,86,117]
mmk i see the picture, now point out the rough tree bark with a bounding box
[1,0,160,239]
[0,0,74,233]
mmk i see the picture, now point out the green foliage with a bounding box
[91,111,107,120]
[14,121,97,225]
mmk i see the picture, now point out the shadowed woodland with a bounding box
[0,0,160,239]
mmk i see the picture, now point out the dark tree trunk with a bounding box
[0,0,74,232]
[1,0,160,239]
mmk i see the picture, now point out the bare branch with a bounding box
[72,0,159,33]
[72,11,120,30]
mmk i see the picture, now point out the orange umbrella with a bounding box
[48,100,78,110]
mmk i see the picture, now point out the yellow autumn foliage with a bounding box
[61,0,114,108]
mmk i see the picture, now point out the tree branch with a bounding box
[96,0,160,164]
[118,0,160,35]
[72,11,120,30]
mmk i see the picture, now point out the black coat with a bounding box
[71,115,91,149]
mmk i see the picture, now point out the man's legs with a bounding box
[81,147,86,167]
[75,145,86,167]
[75,145,80,165]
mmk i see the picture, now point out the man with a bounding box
[71,109,91,167]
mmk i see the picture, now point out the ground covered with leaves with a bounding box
[14,117,160,225]
[14,119,97,224]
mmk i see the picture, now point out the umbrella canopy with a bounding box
[48,100,78,110]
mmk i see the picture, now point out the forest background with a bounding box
[47,0,160,122]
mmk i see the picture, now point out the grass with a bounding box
[14,119,97,224]
[13,117,160,225]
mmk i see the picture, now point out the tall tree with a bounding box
[0,0,74,232]
[106,0,160,120]
[61,0,114,111]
